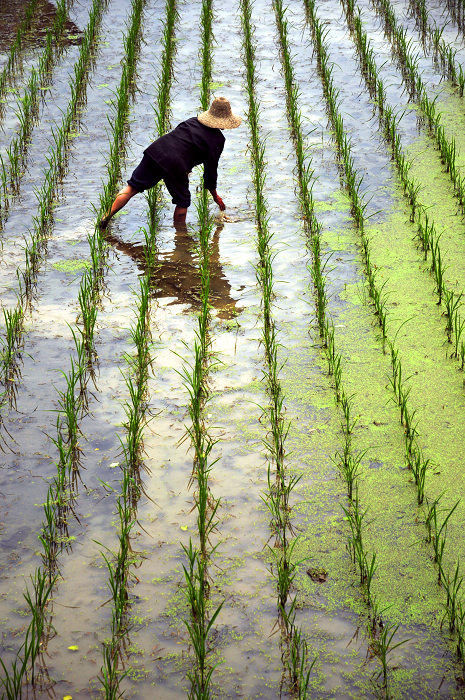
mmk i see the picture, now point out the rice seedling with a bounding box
[441,560,464,633]
[0,303,25,384]
[239,0,317,692]
[0,0,109,403]
[98,466,138,698]
[0,0,39,118]
[0,567,56,697]
[182,539,224,699]
[338,0,465,667]
[374,621,410,697]
[55,357,85,470]
[146,0,178,234]
[425,497,459,582]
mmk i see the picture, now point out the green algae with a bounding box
[401,88,465,296]
[360,184,465,554]
[277,193,462,690]
[52,258,90,274]
[305,188,464,691]
[314,187,351,214]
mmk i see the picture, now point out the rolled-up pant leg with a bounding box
[163,171,191,208]
[127,154,164,191]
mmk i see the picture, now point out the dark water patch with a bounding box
[0,0,82,54]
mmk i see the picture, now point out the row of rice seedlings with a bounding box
[371,0,465,214]
[0,0,40,122]
[343,0,465,374]
[51,0,148,692]
[443,0,465,36]
[80,0,146,368]
[0,568,56,698]
[346,0,465,371]
[176,4,225,697]
[98,0,178,692]
[80,0,147,659]
[0,0,109,415]
[180,197,223,698]
[46,0,149,684]
[0,0,72,226]
[325,0,465,670]
[240,1,316,694]
[146,0,178,235]
[273,1,403,693]
[98,275,152,696]
[407,0,465,94]
[345,0,465,663]
[0,3,147,695]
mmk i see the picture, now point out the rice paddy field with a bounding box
[4,0,465,698]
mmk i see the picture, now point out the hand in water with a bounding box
[211,189,226,210]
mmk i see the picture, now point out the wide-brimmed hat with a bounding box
[198,97,242,129]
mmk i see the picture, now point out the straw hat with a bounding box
[198,97,242,129]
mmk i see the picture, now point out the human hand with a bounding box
[211,190,226,210]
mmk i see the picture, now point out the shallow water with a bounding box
[1,0,465,697]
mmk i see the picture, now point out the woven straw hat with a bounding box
[198,97,242,129]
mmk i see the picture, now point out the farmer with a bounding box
[99,96,242,229]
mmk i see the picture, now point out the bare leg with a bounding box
[173,205,187,224]
[100,185,139,229]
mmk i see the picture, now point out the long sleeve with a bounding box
[203,139,224,190]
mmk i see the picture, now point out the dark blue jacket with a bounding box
[144,117,225,190]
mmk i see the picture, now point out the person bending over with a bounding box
[99,96,241,228]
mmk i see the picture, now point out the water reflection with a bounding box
[0,0,81,52]
[106,223,243,320]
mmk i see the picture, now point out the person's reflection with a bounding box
[105,223,242,321]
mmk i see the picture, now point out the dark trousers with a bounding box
[127,154,191,207]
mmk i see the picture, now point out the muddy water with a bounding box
[0,0,163,685]
[0,0,82,52]
[1,0,465,697]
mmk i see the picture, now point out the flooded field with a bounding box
[2,0,465,697]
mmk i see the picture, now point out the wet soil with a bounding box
[0,0,82,52]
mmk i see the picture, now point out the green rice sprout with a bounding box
[0,0,40,120]
[340,0,465,668]
[240,0,317,692]
[374,621,410,696]
[0,0,110,404]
